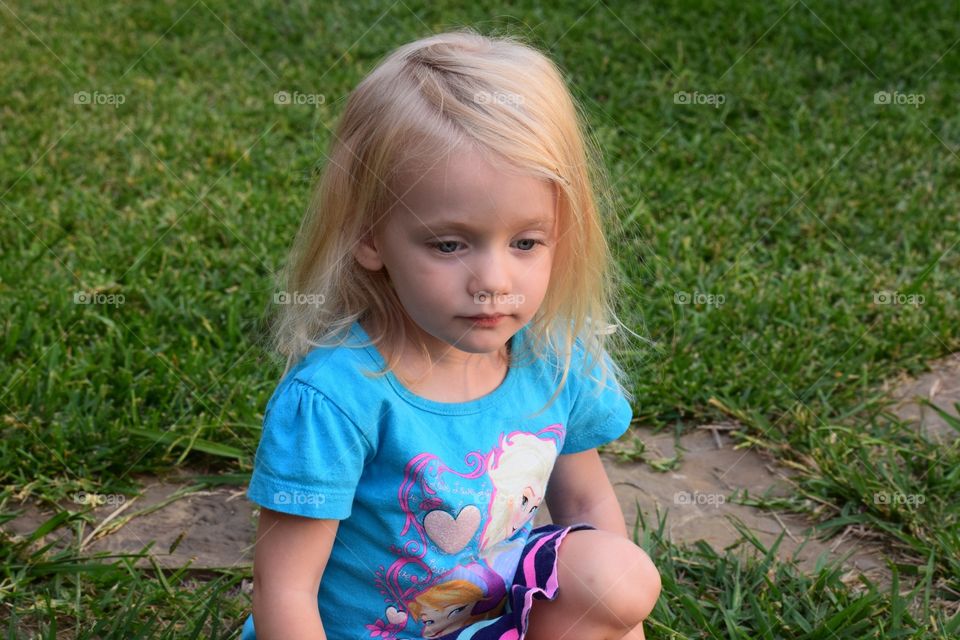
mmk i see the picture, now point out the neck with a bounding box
[362,315,511,381]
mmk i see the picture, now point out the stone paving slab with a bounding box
[885,353,960,443]
[595,428,887,580]
[4,470,256,570]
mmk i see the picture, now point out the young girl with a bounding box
[243,29,661,640]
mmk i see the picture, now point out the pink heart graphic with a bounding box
[423,505,481,554]
[385,605,407,626]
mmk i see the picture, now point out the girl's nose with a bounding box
[469,251,511,302]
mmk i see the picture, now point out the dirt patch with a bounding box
[5,354,957,580]
[3,468,256,570]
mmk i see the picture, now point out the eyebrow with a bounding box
[419,216,554,234]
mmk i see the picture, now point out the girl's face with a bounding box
[419,601,473,637]
[508,485,542,534]
[355,147,557,364]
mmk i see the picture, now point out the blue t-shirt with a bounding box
[243,320,632,639]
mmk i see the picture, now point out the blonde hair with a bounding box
[268,27,635,413]
[481,432,556,550]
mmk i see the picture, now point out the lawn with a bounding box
[1,0,958,637]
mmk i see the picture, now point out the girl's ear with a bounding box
[353,228,384,272]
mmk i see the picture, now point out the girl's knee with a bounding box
[558,529,661,629]
[617,540,661,623]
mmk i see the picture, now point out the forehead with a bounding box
[388,147,557,228]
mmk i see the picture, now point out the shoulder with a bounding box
[266,328,389,438]
[527,331,610,396]
[293,326,384,391]
[548,334,633,454]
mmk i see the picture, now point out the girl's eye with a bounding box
[429,239,543,253]
[449,606,466,618]
[514,238,541,251]
[429,240,461,254]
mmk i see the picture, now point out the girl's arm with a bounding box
[544,448,628,538]
[252,507,339,639]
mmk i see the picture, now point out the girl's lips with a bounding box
[462,314,506,326]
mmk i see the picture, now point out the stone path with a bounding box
[4,470,255,571]
[885,352,960,443]
[5,355,958,585]
[587,429,887,579]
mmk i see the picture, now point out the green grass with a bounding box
[2,0,959,636]
[0,505,247,637]
[637,509,960,639]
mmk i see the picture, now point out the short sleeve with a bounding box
[561,343,633,455]
[246,378,375,519]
